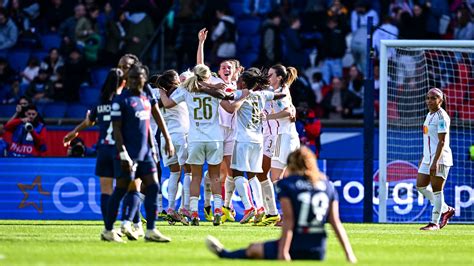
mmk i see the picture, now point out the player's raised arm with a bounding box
[63,110,94,146]
[158,88,178,108]
[196,28,208,65]
[328,200,357,264]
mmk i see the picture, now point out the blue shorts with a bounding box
[263,239,326,260]
[114,159,157,180]
[95,145,116,178]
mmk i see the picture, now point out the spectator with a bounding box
[0,57,16,100]
[1,79,21,104]
[211,6,236,65]
[75,4,100,47]
[282,15,307,70]
[0,7,18,50]
[302,0,329,32]
[4,104,47,157]
[103,8,126,66]
[373,16,398,58]
[296,106,322,157]
[58,4,86,55]
[454,8,474,40]
[242,0,272,17]
[346,65,364,117]
[397,4,428,39]
[310,71,323,104]
[122,10,154,57]
[62,48,88,102]
[0,123,7,156]
[20,56,40,86]
[44,0,70,32]
[320,16,346,85]
[44,66,66,101]
[327,0,349,32]
[40,48,64,82]
[25,68,52,103]
[418,0,449,39]
[322,77,360,119]
[351,1,379,73]
[257,11,282,67]
[290,72,316,110]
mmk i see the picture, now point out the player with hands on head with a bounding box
[206,146,357,263]
[417,88,455,231]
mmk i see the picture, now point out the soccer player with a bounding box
[417,88,455,230]
[159,64,235,226]
[63,68,125,232]
[103,65,174,242]
[265,64,300,181]
[206,146,357,263]
[229,69,286,224]
[154,70,191,225]
[197,28,238,222]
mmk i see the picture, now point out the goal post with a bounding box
[378,40,474,223]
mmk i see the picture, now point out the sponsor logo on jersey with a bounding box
[135,110,150,120]
[423,125,428,134]
[112,103,120,111]
[439,120,446,130]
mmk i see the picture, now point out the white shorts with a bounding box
[152,133,160,162]
[187,141,224,165]
[272,133,300,169]
[418,163,450,179]
[230,141,263,173]
[263,134,276,158]
[221,126,235,156]
[161,133,188,167]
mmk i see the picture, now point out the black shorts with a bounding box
[114,159,157,180]
[95,145,116,178]
[263,240,326,260]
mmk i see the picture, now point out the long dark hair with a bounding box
[271,64,298,88]
[100,68,123,104]
[155,69,180,96]
[239,67,269,90]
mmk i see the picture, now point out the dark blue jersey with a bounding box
[111,89,154,161]
[276,176,338,252]
[89,100,116,146]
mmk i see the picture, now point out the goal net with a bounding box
[378,40,474,223]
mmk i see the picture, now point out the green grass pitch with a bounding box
[0,221,472,265]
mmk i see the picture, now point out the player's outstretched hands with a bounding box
[198,28,208,43]
[63,131,79,147]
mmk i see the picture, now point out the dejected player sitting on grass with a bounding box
[205,146,357,263]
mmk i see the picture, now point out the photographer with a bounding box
[7,97,30,123]
[67,137,96,157]
[4,104,47,157]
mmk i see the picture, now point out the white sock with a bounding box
[157,194,163,213]
[234,176,253,210]
[224,176,235,208]
[213,194,223,213]
[190,196,199,213]
[183,173,191,209]
[204,171,212,207]
[417,186,434,205]
[261,178,278,215]
[249,177,264,210]
[167,171,180,210]
[432,191,447,224]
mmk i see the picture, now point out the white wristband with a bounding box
[119,151,131,161]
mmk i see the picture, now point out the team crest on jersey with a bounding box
[112,103,120,110]
[423,125,428,134]
[439,120,446,130]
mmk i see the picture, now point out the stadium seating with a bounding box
[7,50,31,72]
[237,35,260,53]
[40,34,61,51]
[229,2,244,18]
[0,104,16,118]
[91,68,109,87]
[238,52,258,68]
[65,103,90,119]
[42,102,67,118]
[236,17,261,36]
[80,86,100,106]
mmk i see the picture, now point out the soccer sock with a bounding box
[121,192,132,221]
[183,173,191,209]
[417,186,434,205]
[261,178,278,216]
[157,194,163,213]
[122,191,141,222]
[190,196,199,213]
[100,193,110,225]
[249,177,264,210]
[133,193,144,224]
[224,176,235,208]
[213,194,223,213]
[167,171,180,210]
[432,191,445,224]
[204,172,212,207]
[144,183,159,230]
[220,249,248,259]
[234,176,253,210]
[105,187,127,231]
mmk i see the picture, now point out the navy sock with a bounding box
[144,183,159,230]
[220,249,248,259]
[122,192,140,222]
[132,193,144,224]
[105,187,127,231]
[121,193,133,221]
[100,194,111,225]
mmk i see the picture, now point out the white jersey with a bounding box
[171,87,223,142]
[210,75,237,128]
[262,90,279,136]
[234,90,274,143]
[273,86,299,136]
[148,87,160,137]
[422,108,453,166]
[160,89,190,135]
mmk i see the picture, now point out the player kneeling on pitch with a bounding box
[206,147,357,263]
